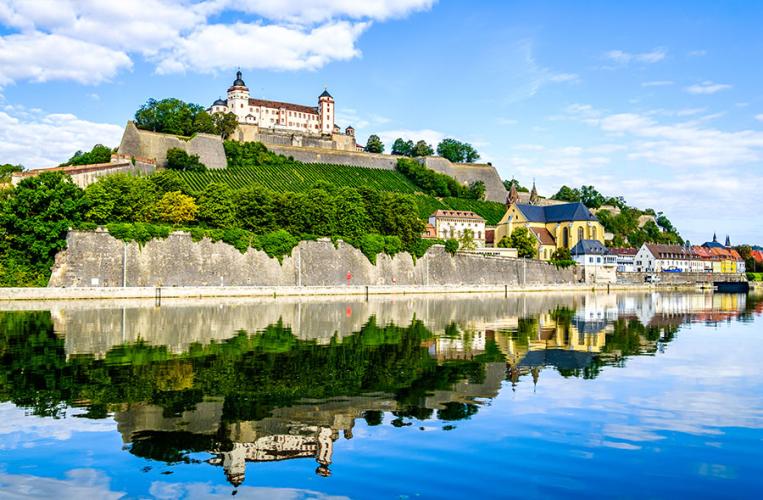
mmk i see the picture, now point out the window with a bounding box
[577,227,584,242]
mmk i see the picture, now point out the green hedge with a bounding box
[746,272,763,282]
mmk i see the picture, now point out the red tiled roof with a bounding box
[248,98,319,115]
[644,243,701,260]
[12,160,133,178]
[529,227,556,246]
[752,250,763,263]
[430,210,485,221]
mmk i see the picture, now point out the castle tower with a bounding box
[227,70,250,123]
[506,179,520,207]
[318,89,334,135]
[529,180,539,205]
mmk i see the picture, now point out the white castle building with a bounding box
[209,70,338,136]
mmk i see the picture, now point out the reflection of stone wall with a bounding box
[53,293,584,358]
[617,272,745,284]
[49,231,574,288]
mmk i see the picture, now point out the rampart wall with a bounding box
[117,121,228,169]
[265,145,509,203]
[48,230,574,288]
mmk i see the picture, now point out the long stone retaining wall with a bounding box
[617,272,746,285]
[47,230,574,288]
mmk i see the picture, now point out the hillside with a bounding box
[174,155,508,225]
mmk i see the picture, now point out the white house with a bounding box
[571,240,617,283]
[209,71,335,135]
[608,247,637,273]
[429,210,486,247]
[635,243,702,273]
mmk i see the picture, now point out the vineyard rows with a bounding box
[177,163,419,194]
[175,162,506,224]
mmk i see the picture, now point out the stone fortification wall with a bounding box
[422,157,508,204]
[11,158,156,189]
[264,146,508,203]
[117,121,227,169]
[617,272,746,284]
[238,126,357,151]
[49,230,574,288]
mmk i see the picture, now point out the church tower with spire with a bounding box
[529,180,539,205]
[506,179,520,207]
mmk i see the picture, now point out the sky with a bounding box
[0,0,761,245]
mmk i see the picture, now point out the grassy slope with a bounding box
[176,162,507,225]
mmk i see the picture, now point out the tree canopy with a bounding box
[365,134,385,154]
[134,98,238,138]
[61,144,113,167]
[436,138,480,163]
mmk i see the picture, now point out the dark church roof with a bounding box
[212,98,227,106]
[319,89,333,99]
[702,241,725,249]
[571,239,609,256]
[519,349,594,370]
[516,202,598,223]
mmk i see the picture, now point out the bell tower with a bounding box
[318,89,334,135]
[227,70,250,123]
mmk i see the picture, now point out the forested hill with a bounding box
[550,184,683,247]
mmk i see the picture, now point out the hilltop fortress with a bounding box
[113,70,508,202]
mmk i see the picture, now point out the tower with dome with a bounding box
[209,70,353,142]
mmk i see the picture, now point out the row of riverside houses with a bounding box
[632,234,745,274]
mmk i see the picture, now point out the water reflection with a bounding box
[0,291,760,493]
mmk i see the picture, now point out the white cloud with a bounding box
[376,128,445,149]
[155,20,369,74]
[0,106,123,168]
[548,72,580,83]
[566,104,763,168]
[224,0,437,24]
[0,32,132,85]
[335,108,390,130]
[641,80,674,87]
[755,114,763,122]
[0,470,124,499]
[0,0,434,85]
[688,49,707,57]
[496,117,518,126]
[685,81,732,95]
[604,48,666,65]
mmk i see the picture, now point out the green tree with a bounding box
[0,172,85,278]
[155,191,198,224]
[135,98,198,136]
[237,186,278,233]
[411,140,434,157]
[192,111,216,135]
[552,185,581,202]
[334,187,370,239]
[365,134,385,154]
[391,138,414,156]
[212,112,239,139]
[165,148,207,172]
[197,183,237,228]
[0,164,23,183]
[503,179,529,192]
[436,138,480,163]
[62,144,113,166]
[83,174,160,223]
[510,227,537,258]
[497,235,511,248]
[468,180,486,201]
[458,229,476,251]
[444,239,459,255]
[579,185,605,209]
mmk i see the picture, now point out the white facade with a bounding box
[612,252,636,272]
[573,253,617,283]
[635,243,702,273]
[429,210,486,247]
[210,71,334,135]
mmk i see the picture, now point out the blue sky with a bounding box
[0,0,761,244]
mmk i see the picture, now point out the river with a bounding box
[0,291,761,498]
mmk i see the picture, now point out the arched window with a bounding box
[562,227,569,248]
[577,227,584,242]
[591,227,597,240]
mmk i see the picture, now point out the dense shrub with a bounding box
[396,158,483,199]
[166,148,207,172]
[445,239,459,255]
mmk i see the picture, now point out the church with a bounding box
[494,182,606,260]
[209,70,340,136]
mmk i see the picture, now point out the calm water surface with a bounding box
[0,292,761,498]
